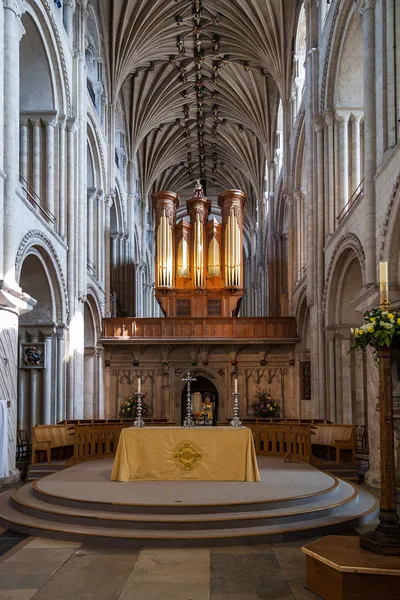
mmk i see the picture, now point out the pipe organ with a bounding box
[154,183,246,318]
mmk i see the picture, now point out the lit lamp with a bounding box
[379,261,389,309]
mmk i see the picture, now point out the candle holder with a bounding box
[134,392,145,428]
[182,371,196,428]
[230,392,242,428]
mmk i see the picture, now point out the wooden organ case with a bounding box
[154,182,246,319]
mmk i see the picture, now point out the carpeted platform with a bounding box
[0,457,379,547]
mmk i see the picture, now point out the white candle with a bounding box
[234,378,238,393]
[379,262,388,285]
[379,261,389,307]
[137,377,141,394]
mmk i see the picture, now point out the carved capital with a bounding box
[323,109,334,127]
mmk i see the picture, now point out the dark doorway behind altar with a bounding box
[180,376,219,426]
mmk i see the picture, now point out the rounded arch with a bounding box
[175,366,226,424]
[325,245,364,327]
[15,230,68,322]
[379,171,400,286]
[23,0,70,116]
[19,251,57,324]
[84,294,102,348]
[320,0,358,113]
[87,116,106,190]
[323,233,365,318]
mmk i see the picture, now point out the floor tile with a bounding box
[118,582,210,600]
[0,564,60,590]
[74,544,138,556]
[30,552,137,600]
[289,582,322,600]
[211,545,273,555]
[273,547,307,584]
[211,552,292,599]
[3,548,75,564]
[0,591,38,600]
[24,538,80,550]
[127,548,210,584]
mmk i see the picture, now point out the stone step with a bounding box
[10,480,359,531]
[0,487,379,547]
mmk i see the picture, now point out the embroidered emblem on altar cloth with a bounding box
[173,440,202,471]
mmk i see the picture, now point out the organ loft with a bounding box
[154,182,246,318]
[102,182,298,425]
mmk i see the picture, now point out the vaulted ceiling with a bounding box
[100,0,300,220]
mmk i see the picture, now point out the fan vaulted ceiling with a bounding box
[100,0,299,218]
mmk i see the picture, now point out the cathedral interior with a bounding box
[0,0,400,598]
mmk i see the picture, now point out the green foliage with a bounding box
[252,389,281,418]
[351,308,400,351]
[119,393,151,418]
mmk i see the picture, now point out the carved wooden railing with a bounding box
[247,424,312,463]
[102,316,298,341]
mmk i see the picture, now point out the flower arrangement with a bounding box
[252,389,280,418]
[119,393,151,418]
[351,308,400,351]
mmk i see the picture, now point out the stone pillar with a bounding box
[110,233,118,298]
[0,0,4,279]
[56,326,65,422]
[42,331,54,424]
[351,112,362,195]
[0,287,35,488]
[324,110,335,234]
[84,348,95,419]
[66,118,77,307]
[105,194,113,314]
[58,117,66,239]
[361,0,377,285]
[3,0,25,281]
[63,0,75,39]
[96,346,104,418]
[96,191,104,282]
[32,119,41,199]
[19,117,29,184]
[87,187,96,271]
[45,117,57,221]
[336,111,350,213]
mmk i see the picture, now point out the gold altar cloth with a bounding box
[111,426,260,482]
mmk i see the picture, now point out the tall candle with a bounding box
[234,378,238,393]
[137,377,141,394]
[379,261,389,308]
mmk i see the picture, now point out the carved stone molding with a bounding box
[15,230,69,319]
[322,232,366,315]
[379,170,400,260]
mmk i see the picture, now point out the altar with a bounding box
[111,426,260,482]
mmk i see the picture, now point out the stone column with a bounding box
[58,117,66,239]
[3,0,25,281]
[324,110,335,234]
[361,0,377,285]
[96,346,104,418]
[42,330,54,424]
[351,112,362,195]
[84,348,95,419]
[56,326,65,422]
[96,191,104,282]
[17,330,26,431]
[66,118,77,307]
[105,194,113,314]
[45,117,57,221]
[336,111,350,213]
[19,117,29,184]
[110,233,118,298]
[63,0,75,39]
[0,1,4,279]
[87,187,96,272]
[32,119,41,199]
[315,117,327,417]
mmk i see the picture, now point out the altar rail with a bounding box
[101,317,297,341]
[247,424,312,462]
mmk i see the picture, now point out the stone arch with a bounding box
[323,233,365,317]
[324,246,366,425]
[15,230,68,323]
[320,0,356,113]
[379,170,400,287]
[175,366,227,424]
[22,0,69,116]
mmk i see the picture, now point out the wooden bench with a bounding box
[32,424,74,464]
[311,424,356,464]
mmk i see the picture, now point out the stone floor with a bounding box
[0,533,323,600]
